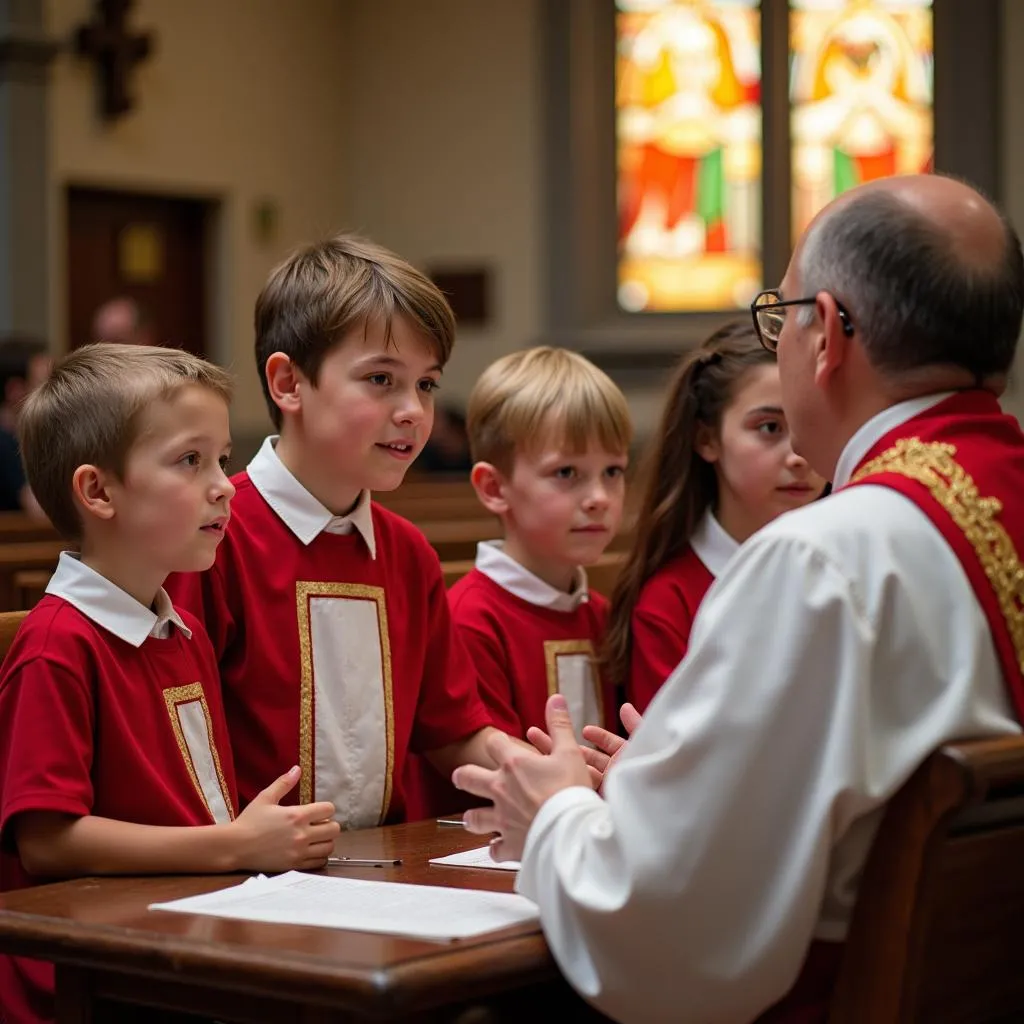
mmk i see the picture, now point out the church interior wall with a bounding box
[47,0,351,437]
[42,0,1024,446]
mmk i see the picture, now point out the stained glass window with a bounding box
[615,0,763,313]
[790,0,933,241]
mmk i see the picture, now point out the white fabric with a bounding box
[309,594,388,828]
[474,539,590,612]
[175,699,232,825]
[831,391,955,487]
[247,435,376,557]
[515,393,1021,1024]
[46,551,191,646]
[689,509,739,578]
[552,650,601,742]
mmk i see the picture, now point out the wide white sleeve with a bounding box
[514,529,979,1024]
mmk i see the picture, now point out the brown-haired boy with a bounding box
[0,344,338,1024]
[168,234,504,828]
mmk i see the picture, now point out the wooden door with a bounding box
[66,187,211,356]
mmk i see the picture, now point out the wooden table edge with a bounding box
[0,908,560,1015]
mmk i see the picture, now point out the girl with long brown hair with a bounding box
[605,321,826,713]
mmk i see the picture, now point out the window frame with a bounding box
[542,0,1002,368]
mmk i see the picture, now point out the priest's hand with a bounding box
[453,694,592,862]
[527,701,642,791]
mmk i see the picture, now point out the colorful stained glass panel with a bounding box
[790,0,933,241]
[616,0,763,312]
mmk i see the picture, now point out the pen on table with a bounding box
[327,856,403,867]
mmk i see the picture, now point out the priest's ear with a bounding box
[470,462,509,516]
[813,291,853,389]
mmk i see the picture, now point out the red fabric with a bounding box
[406,570,615,818]
[0,597,235,1024]
[627,547,715,713]
[844,390,1024,721]
[167,474,491,823]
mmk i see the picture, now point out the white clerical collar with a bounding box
[247,436,377,558]
[474,540,590,612]
[832,393,954,489]
[45,551,192,648]
[690,510,739,578]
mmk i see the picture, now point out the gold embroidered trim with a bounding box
[851,437,1024,673]
[162,682,236,822]
[543,639,604,725]
[294,581,395,819]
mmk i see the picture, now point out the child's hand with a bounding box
[231,766,340,872]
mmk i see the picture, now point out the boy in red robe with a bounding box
[410,347,632,815]
[0,344,338,1024]
[168,234,508,829]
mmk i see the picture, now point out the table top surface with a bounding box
[0,819,553,1014]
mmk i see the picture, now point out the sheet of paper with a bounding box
[429,846,521,872]
[149,870,537,941]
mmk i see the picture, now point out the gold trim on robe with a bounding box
[162,682,235,823]
[295,581,395,824]
[544,638,604,739]
[851,437,1024,673]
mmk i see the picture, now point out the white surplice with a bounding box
[516,393,1022,1024]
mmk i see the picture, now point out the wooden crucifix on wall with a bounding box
[74,0,154,121]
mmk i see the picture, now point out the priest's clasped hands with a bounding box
[451,695,642,862]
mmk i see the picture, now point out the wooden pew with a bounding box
[419,518,498,563]
[829,736,1024,1022]
[0,512,59,544]
[374,479,482,522]
[441,558,475,589]
[0,609,27,660]
[12,568,51,610]
[0,540,68,611]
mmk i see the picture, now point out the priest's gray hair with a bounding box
[794,189,1024,380]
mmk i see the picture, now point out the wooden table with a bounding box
[0,820,607,1023]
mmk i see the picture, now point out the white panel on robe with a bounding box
[554,652,602,741]
[309,595,387,828]
[176,698,232,825]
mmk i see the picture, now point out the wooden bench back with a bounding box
[421,519,497,563]
[830,736,1024,1023]
[374,479,482,522]
[12,568,51,611]
[0,609,28,663]
[0,512,59,544]
[0,540,68,611]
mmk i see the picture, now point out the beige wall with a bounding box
[45,0,1024,438]
[47,0,351,435]
[341,0,543,406]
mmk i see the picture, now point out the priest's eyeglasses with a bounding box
[750,289,854,353]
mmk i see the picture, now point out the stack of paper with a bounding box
[429,846,521,872]
[149,871,537,941]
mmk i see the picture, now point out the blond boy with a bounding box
[168,234,507,828]
[0,344,339,1024]
[452,347,632,740]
